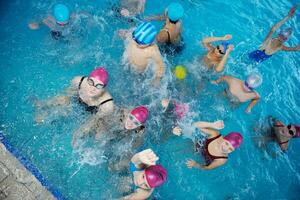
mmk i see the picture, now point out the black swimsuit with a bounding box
[51,30,63,40]
[196,134,228,165]
[159,27,185,56]
[77,76,113,114]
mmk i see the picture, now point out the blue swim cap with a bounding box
[220,41,230,53]
[167,3,184,21]
[132,22,157,45]
[53,4,70,25]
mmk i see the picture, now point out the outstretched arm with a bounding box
[193,120,224,138]
[145,15,165,21]
[263,6,296,44]
[42,15,56,29]
[28,15,56,30]
[282,44,300,51]
[202,34,232,51]
[144,9,166,21]
[186,159,226,170]
[200,159,227,170]
[35,76,81,109]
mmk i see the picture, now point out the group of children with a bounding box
[29,1,300,199]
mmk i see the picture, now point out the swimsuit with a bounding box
[249,49,272,63]
[224,88,241,104]
[196,134,228,165]
[159,27,185,56]
[77,76,113,114]
[130,161,143,173]
[51,30,63,40]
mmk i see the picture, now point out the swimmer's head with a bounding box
[214,42,229,56]
[53,4,70,25]
[278,28,293,42]
[222,132,243,153]
[132,22,157,46]
[145,165,167,188]
[125,106,149,130]
[245,73,262,90]
[215,41,230,55]
[167,2,184,22]
[89,67,108,86]
[280,124,300,138]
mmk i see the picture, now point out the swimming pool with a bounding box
[0,0,300,199]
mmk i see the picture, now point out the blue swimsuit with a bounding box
[129,162,143,190]
[249,49,272,63]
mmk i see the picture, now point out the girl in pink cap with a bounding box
[175,120,243,170]
[34,67,114,131]
[92,106,150,172]
[72,105,149,149]
[119,149,167,200]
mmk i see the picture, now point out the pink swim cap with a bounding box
[145,165,167,188]
[130,106,149,124]
[292,124,300,138]
[89,67,108,86]
[224,132,243,149]
[174,101,189,120]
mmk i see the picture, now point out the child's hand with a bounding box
[137,149,159,166]
[223,34,232,40]
[28,22,39,30]
[213,120,225,130]
[161,99,170,109]
[172,126,182,136]
[120,8,130,17]
[186,159,198,168]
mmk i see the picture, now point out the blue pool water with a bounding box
[0,0,300,199]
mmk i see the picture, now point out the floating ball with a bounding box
[174,65,187,80]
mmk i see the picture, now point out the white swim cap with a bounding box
[245,73,262,90]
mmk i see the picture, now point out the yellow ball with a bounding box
[174,65,187,80]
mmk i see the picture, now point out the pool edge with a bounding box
[0,131,67,200]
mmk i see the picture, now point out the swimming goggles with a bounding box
[128,114,141,127]
[287,124,295,136]
[87,77,104,90]
[216,45,225,55]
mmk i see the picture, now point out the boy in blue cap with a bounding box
[202,34,234,72]
[29,4,91,40]
[121,22,165,86]
[29,4,72,40]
